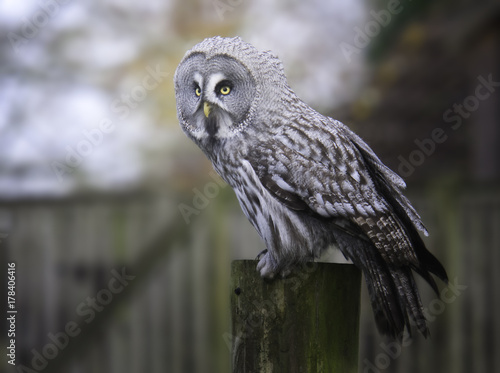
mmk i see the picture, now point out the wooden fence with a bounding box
[0,184,499,373]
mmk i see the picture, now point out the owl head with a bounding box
[174,36,291,144]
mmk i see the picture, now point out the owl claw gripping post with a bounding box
[174,36,448,339]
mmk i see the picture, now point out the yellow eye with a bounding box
[219,86,231,95]
[195,87,201,97]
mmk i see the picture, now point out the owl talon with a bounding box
[256,251,277,279]
[255,249,268,261]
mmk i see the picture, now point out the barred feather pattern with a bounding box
[174,36,448,339]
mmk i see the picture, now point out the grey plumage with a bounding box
[174,36,448,339]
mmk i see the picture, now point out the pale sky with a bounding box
[0,0,367,197]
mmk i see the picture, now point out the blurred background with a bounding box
[0,0,499,372]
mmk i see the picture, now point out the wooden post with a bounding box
[230,260,361,373]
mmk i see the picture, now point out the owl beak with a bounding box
[203,102,212,118]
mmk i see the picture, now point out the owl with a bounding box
[174,36,448,339]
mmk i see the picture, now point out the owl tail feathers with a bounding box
[364,262,429,340]
[337,235,430,339]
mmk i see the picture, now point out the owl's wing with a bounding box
[246,119,447,338]
[247,120,391,220]
[246,119,447,285]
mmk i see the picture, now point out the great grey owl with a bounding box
[174,36,448,339]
